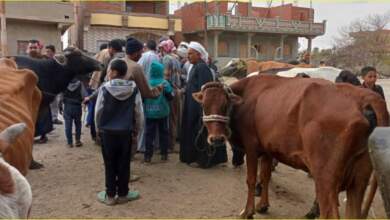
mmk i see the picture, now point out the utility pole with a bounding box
[0,0,8,57]
[204,0,208,49]
[73,0,84,50]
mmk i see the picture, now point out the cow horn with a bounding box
[0,123,27,153]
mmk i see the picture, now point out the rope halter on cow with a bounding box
[200,82,235,125]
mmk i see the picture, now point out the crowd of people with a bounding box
[25,37,386,207]
[27,37,226,206]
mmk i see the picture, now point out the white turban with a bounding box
[188,41,209,63]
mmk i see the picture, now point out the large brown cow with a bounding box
[193,75,389,218]
[0,59,41,176]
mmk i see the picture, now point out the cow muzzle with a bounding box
[208,134,226,146]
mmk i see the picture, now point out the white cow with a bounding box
[0,123,32,218]
[248,66,342,82]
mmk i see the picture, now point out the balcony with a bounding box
[89,12,182,32]
[5,2,74,24]
[207,15,325,36]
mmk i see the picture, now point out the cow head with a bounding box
[62,47,103,76]
[0,123,32,218]
[220,59,248,79]
[193,82,243,145]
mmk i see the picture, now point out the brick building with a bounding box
[72,1,182,54]
[1,1,73,56]
[174,1,326,64]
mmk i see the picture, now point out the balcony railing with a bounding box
[207,15,325,36]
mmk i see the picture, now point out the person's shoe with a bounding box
[97,191,116,206]
[129,174,140,182]
[117,191,140,204]
[161,154,168,161]
[67,144,74,148]
[75,141,83,147]
[29,160,44,169]
[144,157,151,164]
[35,136,48,144]
[52,119,63,125]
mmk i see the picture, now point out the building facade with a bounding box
[174,1,326,64]
[76,1,182,54]
[2,1,74,56]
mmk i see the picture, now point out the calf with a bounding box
[0,123,32,218]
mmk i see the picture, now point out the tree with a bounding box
[329,11,390,75]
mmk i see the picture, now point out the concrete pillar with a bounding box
[247,33,253,58]
[292,37,299,60]
[213,31,221,59]
[307,36,313,54]
[280,34,286,60]
[0,1,8,56]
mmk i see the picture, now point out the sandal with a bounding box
[97,191,115,206]
[117,191,140,204]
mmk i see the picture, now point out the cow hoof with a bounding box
[304,210,319,219]
[239,209,254,219]
[256,205,269,214]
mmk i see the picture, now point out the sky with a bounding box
[170,1,390,50]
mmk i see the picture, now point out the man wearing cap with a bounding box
[180,42,227,168]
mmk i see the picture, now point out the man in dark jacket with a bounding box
[61,79,87,148]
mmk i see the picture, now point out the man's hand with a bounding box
[157,84,164,92]
[83,96,91,104]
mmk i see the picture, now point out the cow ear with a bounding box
[229,93,243,105]
[192,92,203,103]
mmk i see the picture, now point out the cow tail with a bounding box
[364,96,389,127]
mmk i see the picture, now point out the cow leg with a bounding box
[315,184,339,218]
[346,153,372,218]
[256,154,271,214]
[240,152,258,219]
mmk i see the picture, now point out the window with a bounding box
[17,40,29,55]
[228,2,237,16]
[125,1,132,12]
[300,13,306,21]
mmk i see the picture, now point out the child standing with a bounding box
[62,78,87,148]
[95,59,141,205]
[361,66,386,100]
[144,61,174,163]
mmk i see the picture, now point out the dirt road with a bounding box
[27,79,390,218]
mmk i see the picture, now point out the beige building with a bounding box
[71,1,182,54]
[2,1,74,56]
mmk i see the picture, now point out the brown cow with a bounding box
[193,75,388,218]
[0,59,41,176]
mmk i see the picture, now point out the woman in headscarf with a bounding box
[180,42,227,168]
[159,39,183,151]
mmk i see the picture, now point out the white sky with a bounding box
[170,1,390,50]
